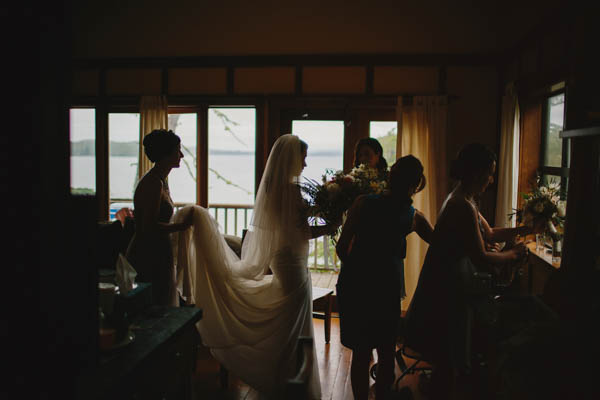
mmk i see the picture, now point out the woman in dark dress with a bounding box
[126,129,193,306]
[403,143,541,399]
[336,155,434,400]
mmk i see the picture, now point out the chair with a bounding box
[369,317,433,392]
[311,287,334,344]
[285,336,314,400]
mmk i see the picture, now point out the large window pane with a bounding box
[168,113,197,205]
[292,120,344,271]
[369,121,397,166]
[70,108,96,194]
[542,93,565,168]
[208,108,256,235]
[108,113,139,214]
[292,120,344,183]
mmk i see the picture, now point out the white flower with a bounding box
[540,186,549,195]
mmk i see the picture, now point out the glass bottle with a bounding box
[552,237,562,263]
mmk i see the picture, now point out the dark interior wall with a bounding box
[70,0,561,58]
[447,66,499,222]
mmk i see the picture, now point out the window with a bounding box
[168,113,197,205]
[292,120,344,183]
[369,121,397,166]
[108,113,140,217]
[208,107,256,235]
[540,87,569,199]
[292,120,345,270]
[69,108,96,194]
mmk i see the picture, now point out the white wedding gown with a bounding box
[171,134,321,399]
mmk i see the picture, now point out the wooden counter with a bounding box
[77,306,202,400]
[526,241,560,296]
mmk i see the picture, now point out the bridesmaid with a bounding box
[336,155,434,400]
[353,137,388,180]
[126,129,193,306]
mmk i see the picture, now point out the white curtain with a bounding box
[396,95,448,310]
[495,84,520,228]
[138,95,168,180]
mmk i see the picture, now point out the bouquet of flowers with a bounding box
[300,164,387,235]
[510,176,566,240]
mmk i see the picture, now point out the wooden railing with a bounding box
[109,200,339,271]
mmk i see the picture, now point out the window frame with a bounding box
[539,87,569,199]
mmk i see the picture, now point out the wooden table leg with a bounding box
[324,293,332,344]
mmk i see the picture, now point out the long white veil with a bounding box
[240,133,309,278]
[170,134,319,398]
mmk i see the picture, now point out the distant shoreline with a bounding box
[70,140,342,157]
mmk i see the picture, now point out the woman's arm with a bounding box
[412,209,434,244]
[309,223,339,239]
[478,212,534,243]
[455,201,526,267]
[335,196,365,263]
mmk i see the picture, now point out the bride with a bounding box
[171,134,339,399]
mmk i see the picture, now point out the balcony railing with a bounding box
[109,200,339,271]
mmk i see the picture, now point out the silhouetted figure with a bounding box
[126,129,193,306]
[336,155,434,400]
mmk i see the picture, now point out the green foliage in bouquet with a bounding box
[300,164,387,230]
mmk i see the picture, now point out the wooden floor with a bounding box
[191,316,430,400]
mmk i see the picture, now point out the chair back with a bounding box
[285,336,313,400]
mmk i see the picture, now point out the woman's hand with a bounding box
[181,209,195,230]
[485,241,502,252]
[509,241,528,261]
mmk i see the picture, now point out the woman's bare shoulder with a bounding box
[441,194,477,219]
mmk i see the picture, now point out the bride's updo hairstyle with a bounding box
[388,155,425,204]
[450,142,496,184]
[143,129,181,163]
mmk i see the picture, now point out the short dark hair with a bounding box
[143,129,181,163]
[388,155,425,202]
[353,137,388,172]
[449,143,497,182]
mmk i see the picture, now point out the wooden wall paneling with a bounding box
[373,66,439,95]
[234,67,295,95]
[168,68,228,95]
[105,68,162,95]
[161,67,168,95]
[366,66,374,95]
[517,101,542,210]
[72,68,99,96]
[227,67,234,96]
[446,66,499,220]
[302,67,366,94]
